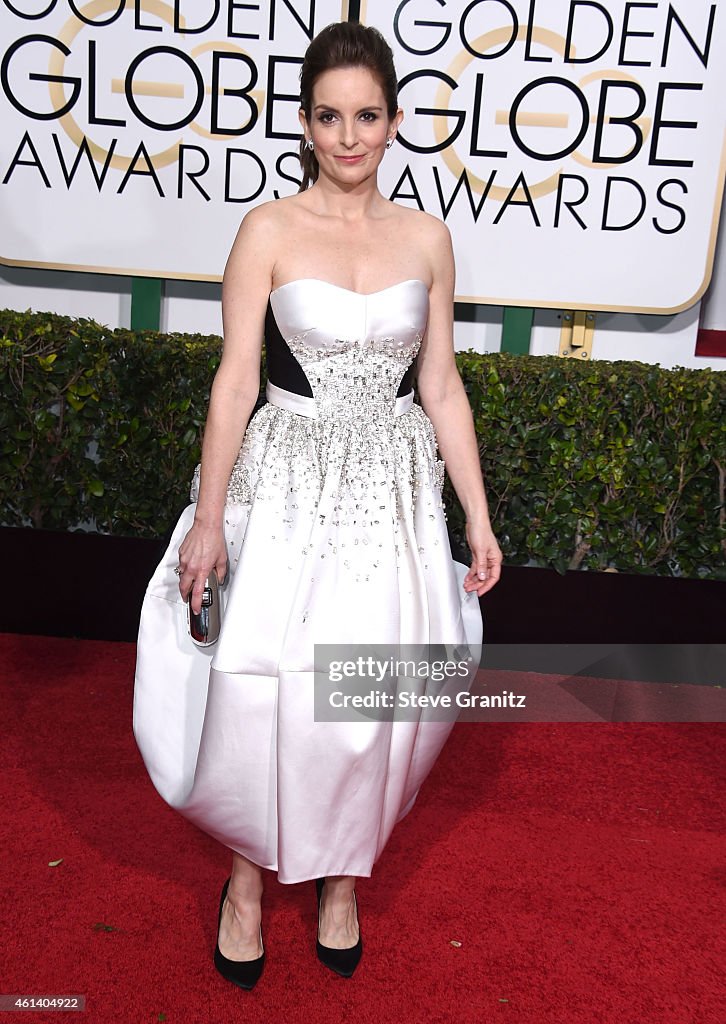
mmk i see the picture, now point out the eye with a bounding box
[360,111,378,122]
[317,112,337,124]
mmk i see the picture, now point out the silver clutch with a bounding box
[187,569,223,647]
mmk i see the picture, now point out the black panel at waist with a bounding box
[265,299,415,398]
[397,361,414,397]
[265,299,313,396]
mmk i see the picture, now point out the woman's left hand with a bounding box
[463,520,503,597]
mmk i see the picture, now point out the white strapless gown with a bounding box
[133,279,483,884]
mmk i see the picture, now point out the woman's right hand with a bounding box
[176,521,228,616]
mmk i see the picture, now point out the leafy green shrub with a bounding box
[447,352,725,579]
[1,307,724,579]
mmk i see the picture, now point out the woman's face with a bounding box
[299,65,402,186]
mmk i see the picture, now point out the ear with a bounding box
[390,107,404,138]
[298,107,309,140]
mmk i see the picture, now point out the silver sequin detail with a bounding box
[189,307,447,575]
[190,452,252,505]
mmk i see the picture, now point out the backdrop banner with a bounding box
[1,0,725,312]
[361,0,726,311]
[0,0,346,280]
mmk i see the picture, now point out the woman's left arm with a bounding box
[415,217,502,597]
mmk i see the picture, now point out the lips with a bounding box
[335,155,365,163]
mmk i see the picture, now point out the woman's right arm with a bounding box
[177,204,278,615]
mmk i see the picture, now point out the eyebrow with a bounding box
[313,104,384,113]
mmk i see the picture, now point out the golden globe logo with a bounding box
[361,0,725,310]
[1,0,336,204]
[376,1,717,233]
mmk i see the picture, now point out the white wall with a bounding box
[530,302,705,370]
[0,264,131,328]
[700,196,726,332]
[162,280,223,337]
[452,304,503,354]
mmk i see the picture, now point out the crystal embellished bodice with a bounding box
[267,278,428,420]
[190,277,445,511]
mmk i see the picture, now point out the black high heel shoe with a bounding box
[315,876,363,977]
[213,876,265,990]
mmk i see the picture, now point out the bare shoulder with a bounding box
[389,203,451,245]
[419,211,453,259]
[389,206,453,283]
[389,206,453,292]
[229,199,283,243]
[224,200,285,277]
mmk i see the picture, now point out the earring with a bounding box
[386,136,394,149]
[306,138,314,151]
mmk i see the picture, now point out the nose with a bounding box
[340,119,358,149]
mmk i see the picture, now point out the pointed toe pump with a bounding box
[315,876,363,977]
[214,876,265,990]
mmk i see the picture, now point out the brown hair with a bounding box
[298,21,399,192]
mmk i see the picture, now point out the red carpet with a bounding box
[0,632,723,1023]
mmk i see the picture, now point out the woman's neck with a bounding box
[304,174,386,222]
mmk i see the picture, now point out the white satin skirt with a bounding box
[133,385,483,884]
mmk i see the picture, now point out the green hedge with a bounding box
[1,307,724,579]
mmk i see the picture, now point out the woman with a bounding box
[133,20,502,989]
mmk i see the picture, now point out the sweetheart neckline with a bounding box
[269,278,429,299]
